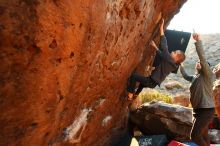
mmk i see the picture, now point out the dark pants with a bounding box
[127,73,157,94]
[191,108,215,146]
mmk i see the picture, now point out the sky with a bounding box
[168,0,220,34]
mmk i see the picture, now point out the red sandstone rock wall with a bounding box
[0,0,186,145]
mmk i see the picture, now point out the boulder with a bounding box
[130,101,193,141]
[164,81,184,90]
[173,94,190,107]
[213,80,220,117]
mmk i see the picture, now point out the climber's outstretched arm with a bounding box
[160,18,164,36]
[180,64,194,82]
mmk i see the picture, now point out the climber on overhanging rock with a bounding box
[126,18,186,101]
[180,32,215,146]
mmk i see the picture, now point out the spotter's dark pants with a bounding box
[191,108,215,146]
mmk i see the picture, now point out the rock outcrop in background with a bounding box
[0,0,186,145]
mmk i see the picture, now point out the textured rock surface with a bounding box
[0,0,186,145]
[164,81,183,90]
[173,94,190,107]
[130,101,193,141]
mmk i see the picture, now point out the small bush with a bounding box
[139,89,173,104]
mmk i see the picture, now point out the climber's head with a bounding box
[171,50,185,64]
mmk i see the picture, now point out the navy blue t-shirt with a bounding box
[151,35,178,85]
